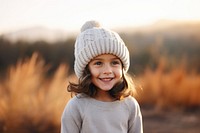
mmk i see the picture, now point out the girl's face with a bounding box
[88,54,123,92]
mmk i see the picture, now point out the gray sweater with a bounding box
[61,94,143,133]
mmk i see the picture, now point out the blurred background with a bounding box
[0,0,200,132]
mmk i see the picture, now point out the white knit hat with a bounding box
[74,20,130,78]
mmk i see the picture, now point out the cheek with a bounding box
[89,67,98,77]
[114,69,123,78]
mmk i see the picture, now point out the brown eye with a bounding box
[94,61,102,66]
[112,60,120,65]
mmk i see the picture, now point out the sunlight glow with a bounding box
[0,0,200,34]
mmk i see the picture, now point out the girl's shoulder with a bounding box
[123,96,141,110]
[62,94,90,121]
[67,93,90,108]
[124,96,138,103]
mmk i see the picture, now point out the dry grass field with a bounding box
[136,59,200,133]
[0,54,200,133]
[137,59,200,108]
[0,54,72,133]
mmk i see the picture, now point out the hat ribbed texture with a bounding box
[74,21,130,78]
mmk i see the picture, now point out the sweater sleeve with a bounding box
[127,97,143,133]
[61,97,82,133]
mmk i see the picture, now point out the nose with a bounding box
[103,64,112,75]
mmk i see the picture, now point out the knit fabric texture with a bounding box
[61,94,143,133]
[74,20,130,78]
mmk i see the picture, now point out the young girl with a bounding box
[61,21,143,133]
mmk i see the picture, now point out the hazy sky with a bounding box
[0,0,200,34]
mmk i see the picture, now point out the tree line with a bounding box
[0,27,200,77]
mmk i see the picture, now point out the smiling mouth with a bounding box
[99,78,114,82]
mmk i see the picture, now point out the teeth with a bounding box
[100,78,112,81]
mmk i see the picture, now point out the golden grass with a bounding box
[137,59,200,109]
[0,54,200,132]
[0,53,72,132]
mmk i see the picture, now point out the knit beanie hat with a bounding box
[74,20,130,78]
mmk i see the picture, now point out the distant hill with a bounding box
[121,20,200,33]
[119,20,200,49]
[1,26,71,43]
[1,20,200,44]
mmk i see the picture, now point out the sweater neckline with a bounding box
[88,97,123,109]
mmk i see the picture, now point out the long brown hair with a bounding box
[67,66,136,100]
